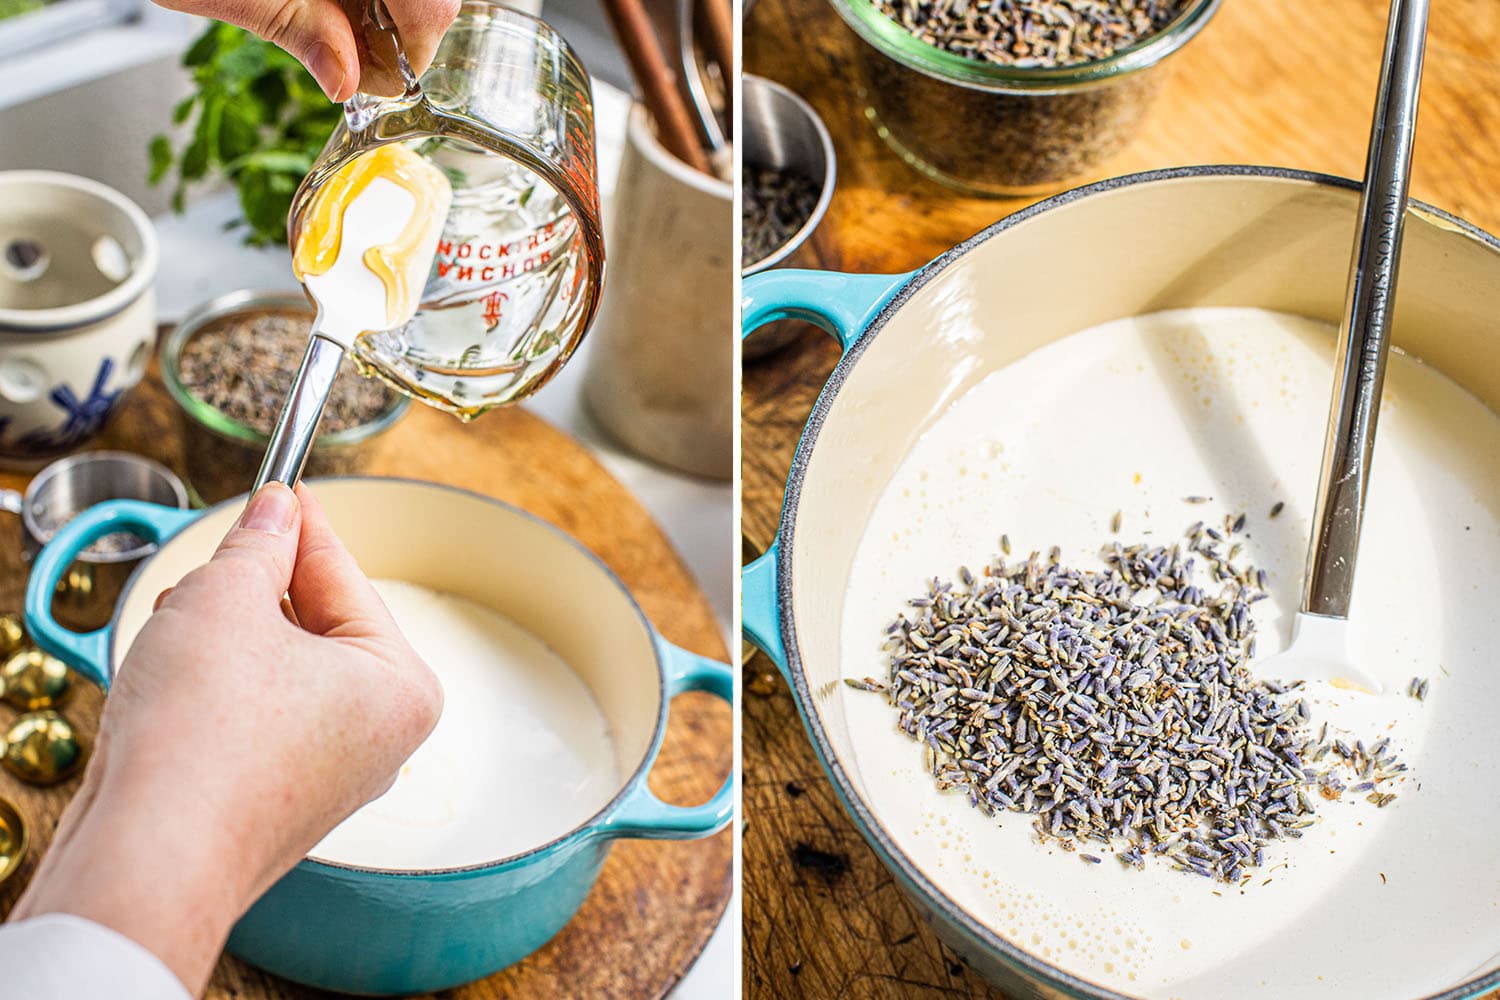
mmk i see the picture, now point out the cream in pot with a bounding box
[311,580,618,870]
[842,306,1500,997]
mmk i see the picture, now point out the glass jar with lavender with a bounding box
[829,0,1219,195]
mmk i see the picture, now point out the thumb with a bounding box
[209,483,303,603]
[162,0,360,101]
[285,484,395,638]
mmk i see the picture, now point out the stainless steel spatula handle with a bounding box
[253,334,348,491]
[1302,0,1429,618]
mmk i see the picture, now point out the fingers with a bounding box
[285,485,396,638]
[381,0,460,78]
[159,0,359,100]
[207,483,304,604]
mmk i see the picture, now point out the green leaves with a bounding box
[0,0,43,21]
[149,23,338,246]
[147,136,173,185]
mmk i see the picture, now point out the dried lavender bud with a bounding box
[178,309,395,436]
[860,518,1412,883]
[742,165,821,268]
[874,0,1191,68]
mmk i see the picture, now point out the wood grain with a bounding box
[742,0,1500,996]
[0,355,731,999]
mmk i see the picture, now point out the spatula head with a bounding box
[1256,611,1382,694]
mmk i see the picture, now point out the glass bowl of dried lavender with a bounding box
[743,75,837,359]
[161,290,408,505]
[830,0,1220,195]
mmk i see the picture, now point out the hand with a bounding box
[10,483,442,995]
[154,0,460,101]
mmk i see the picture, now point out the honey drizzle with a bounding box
[292,143,450,326]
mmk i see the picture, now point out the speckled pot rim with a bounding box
[105,476,681,880]
[772,164,1500,1000]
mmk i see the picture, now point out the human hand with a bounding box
[154,0,460,101]
[10,483,442,995]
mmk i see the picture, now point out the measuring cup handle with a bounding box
[595,642,734,841]
[739,268,913,673]
[26,499,198,689]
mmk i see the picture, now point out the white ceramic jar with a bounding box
[0,171,159,468]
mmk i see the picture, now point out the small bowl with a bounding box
[828,0,1220,195]
[0,171,159,467]
[161,290,409,505]
[0,796,26,887]
[741,75,837,359]
[10,451,189,632]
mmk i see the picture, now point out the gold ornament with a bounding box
[2,710,85,786]
[0,614,24,660]
[0,797,24,887]
[1,649,71,711]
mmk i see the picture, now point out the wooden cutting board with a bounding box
[743,0,1500,996]
[0,357,732,1000]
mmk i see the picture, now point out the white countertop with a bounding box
[150,80,735,998]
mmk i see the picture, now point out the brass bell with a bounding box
[1,649,71,712]
[0,614,24,660]
[0,797,25,888]
[2,710,85,787]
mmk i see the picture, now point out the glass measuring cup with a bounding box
[291,1,605,420]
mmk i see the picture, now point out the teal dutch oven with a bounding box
[26,477,733,995]
[741,166,1500,999]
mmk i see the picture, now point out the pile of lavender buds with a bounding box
[871,0,1190,67]
[742,165,821,268]
[851,514,1409,883]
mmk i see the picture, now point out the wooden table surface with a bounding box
[742,1,1500,996]
[0,359,732,999]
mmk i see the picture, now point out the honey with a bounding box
[292,142,452,329]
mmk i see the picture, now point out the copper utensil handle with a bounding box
[600,0,712,173]
[1303,0,1429,618]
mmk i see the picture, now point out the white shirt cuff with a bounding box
[0,913,193,1000]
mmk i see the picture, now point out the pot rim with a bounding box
[105,476,679,879]
[772,163,1500,1000]
[0,170,160,333]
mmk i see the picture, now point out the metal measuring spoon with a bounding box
[1262,0,1429,693]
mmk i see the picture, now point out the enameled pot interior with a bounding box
[787,170,1500,999]
[112,479,662,868]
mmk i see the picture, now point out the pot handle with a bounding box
[25,499,199,689]
[739,267,913,678]
[741,268,910,352]
[596,641,734,840]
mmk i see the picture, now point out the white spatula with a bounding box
[1262,0,1429,694]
